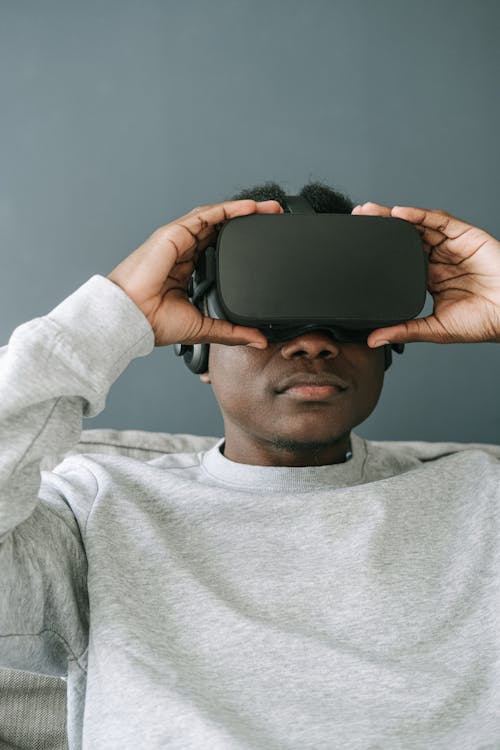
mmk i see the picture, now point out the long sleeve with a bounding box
[0,275,154,674]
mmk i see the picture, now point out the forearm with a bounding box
[0,274,154,539]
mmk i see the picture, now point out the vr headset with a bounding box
[174,195,428,374]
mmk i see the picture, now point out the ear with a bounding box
[199,372,211,384]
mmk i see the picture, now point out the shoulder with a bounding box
[368,437,500,463]
[361,434,500,484]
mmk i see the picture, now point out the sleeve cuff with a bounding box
[46,274,155,392]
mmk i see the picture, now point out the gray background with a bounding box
[1,0,498,444]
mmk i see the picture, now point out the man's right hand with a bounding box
[107,200,282,348]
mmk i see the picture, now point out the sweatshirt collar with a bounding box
[201,431,367,492]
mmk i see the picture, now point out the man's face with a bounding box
[199,330,386,466]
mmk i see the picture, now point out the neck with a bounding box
[221,428,353,467]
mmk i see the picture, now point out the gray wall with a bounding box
[1,0,498,444]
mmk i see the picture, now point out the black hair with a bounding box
[229,179,355,215]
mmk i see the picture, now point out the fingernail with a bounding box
[246,342,266,349]
[373,340,390,348]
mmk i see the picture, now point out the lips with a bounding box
[275,373,349,393]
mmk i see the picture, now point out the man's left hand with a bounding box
[351,202,500,347]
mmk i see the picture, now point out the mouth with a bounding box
[275,374,349,401]
[280,384,346,401]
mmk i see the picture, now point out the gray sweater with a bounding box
[1,275,500,750]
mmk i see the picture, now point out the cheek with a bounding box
[358,364,385,403]
[208,346,261,404]
[344,349,385,405]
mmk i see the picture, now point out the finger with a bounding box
[366,315,448,347]
[150,199,282,270]
[184,199,285,266]
[170,199,284,261]
[390,206,474,240]
[352,202,439,250]
[390,206,451,257]
[351,201,433,254]
[352,201,392,216]
[391,206,496,264]
[193,316,269,349]
[178,199,283,234]
[353,204,459,251]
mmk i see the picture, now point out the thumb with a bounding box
[366,316,437,348]
[195,316,268,349]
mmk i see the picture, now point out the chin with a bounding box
[268,425,349,452]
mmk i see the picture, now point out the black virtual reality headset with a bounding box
[174,195,428,374]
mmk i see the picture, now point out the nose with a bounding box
[280,330,342,361]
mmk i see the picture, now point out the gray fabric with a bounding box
[0,667,68,750]
[40,429,219,472]
[1,275,500,750]
[2,428,219,750]
[13,427,499,750]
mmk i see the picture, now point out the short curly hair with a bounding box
[228,179,355,214]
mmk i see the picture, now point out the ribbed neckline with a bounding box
[201,431,367,493]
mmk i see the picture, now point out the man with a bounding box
[1,180,499,750]
[196,182,386,468]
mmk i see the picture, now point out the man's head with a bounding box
[198,180,387,467]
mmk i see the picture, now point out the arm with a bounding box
[0,198,282,675]
[0,275,154,674]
